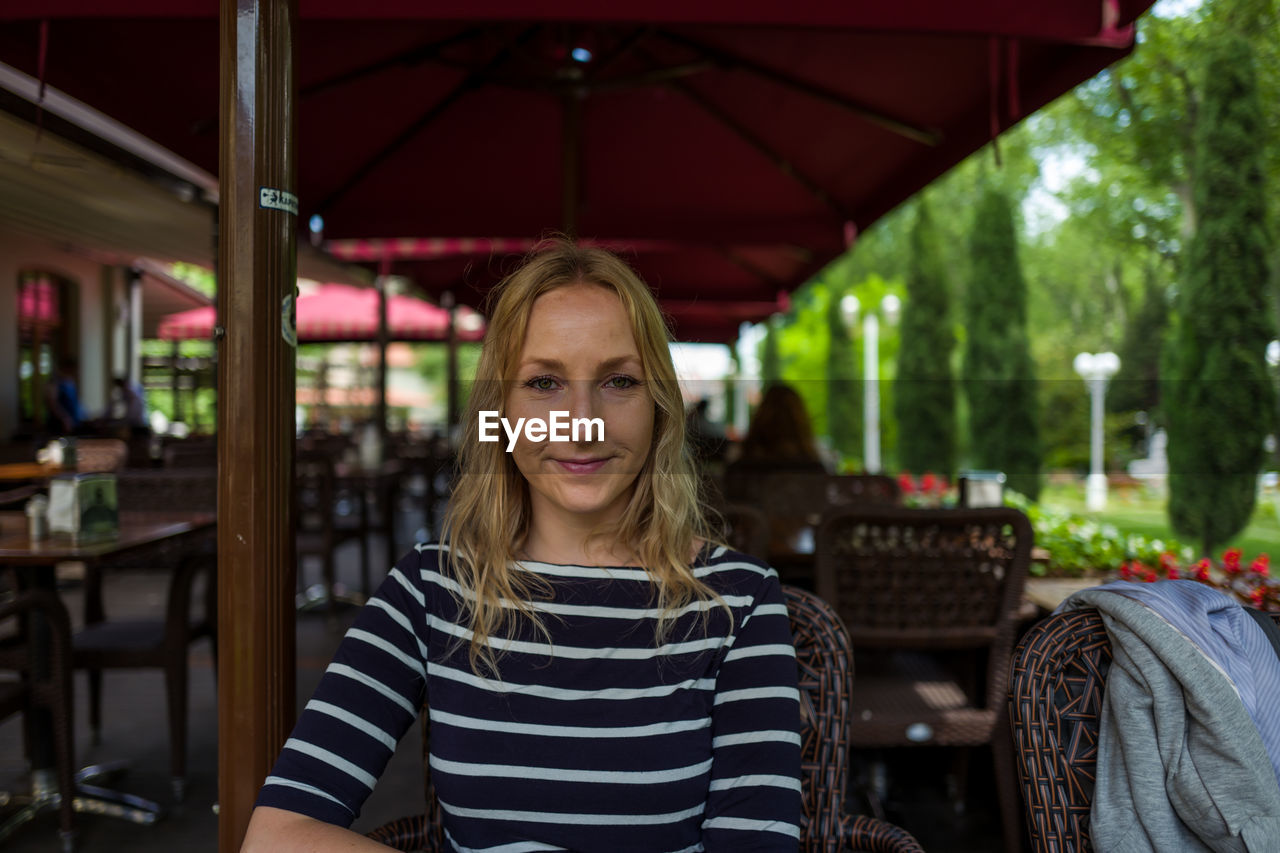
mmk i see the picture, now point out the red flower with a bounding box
[1166,564,1180,580]
[1223,548,1243,574]
[1119,561,1134,581]
[1159,551,1178,570]
[920,472,938,493]
[1194,559,1212,582]
[1251,554,1270,577]
[1143,568,1158,584]
[897,473,916,494]
[1251,586,1266,607]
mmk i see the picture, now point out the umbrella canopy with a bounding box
[0,2,1154,340]
[155,282,486,343]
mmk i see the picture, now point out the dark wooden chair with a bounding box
[75,468,218,802]
[0,589,77,851]
[296,450,368,613]
[72,551,217,802]
[1007,606,1280,852]
[815,506,1032,853]
[364,585,928,853]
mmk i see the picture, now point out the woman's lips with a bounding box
[555,457,610,474]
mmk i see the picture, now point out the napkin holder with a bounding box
[49,473,119,542]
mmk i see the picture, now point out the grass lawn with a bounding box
[1039,481,1280,563]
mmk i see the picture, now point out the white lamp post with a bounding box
[1073,351,1121,512]
[841,293,900,473]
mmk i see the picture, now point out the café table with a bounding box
[0,510,216,839]
[0,462,63,482]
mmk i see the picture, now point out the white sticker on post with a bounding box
[259,186,298,215]
[282,293,297,348]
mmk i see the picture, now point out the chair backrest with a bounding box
[816,506,1032,710]
[116,468,217,513]
[295,451,338,538]
[719,503,770,560]
[75,438,128,473]
[784,584,857,852]
[1008,606,1280,852]
[723,470,901,518]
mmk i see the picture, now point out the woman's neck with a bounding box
[521,520,636,567]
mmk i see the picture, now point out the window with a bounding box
[17,270,76,430]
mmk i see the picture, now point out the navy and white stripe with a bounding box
[256,543,801,852]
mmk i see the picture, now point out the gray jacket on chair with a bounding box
[1060,584,1280,852]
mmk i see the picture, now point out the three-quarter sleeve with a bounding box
[254,549,432,826]
[701,569,803,851]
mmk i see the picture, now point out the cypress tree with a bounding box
[826,290,862,465]
[964,185,1042,499]
[1165,33,1273,555]
[1109,270,1169,417]
[895,200,957,477]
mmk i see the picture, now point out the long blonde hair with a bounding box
[440,240,722,674]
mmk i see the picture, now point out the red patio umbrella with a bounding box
[0,0,1155,341]
[154,282,486,342]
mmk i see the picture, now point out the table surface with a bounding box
[0,510,216,565]
[0,461,64,481]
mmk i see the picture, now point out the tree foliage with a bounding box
[895,198,957,477]
[964,186,1042,498]
[1165,30,1274,554]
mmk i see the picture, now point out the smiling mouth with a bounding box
[554,457,611,474]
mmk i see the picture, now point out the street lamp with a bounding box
[841,293,901,473]
[1073,351,1121,512]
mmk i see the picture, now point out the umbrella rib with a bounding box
[299,26,490,101]
[317,25,540,215]
[660,71,852,224]
[655,29,942,147]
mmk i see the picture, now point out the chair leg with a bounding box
[992,728,1023,853]
[165,656,188,803]
[50,682,77,848]
[87,668,102,745]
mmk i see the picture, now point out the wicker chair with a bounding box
[815,506,1032,853]
[365,585,927,853]
[1007,606,1280,852]
[0,589,76,850]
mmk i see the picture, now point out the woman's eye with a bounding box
[525,375,559,391]
[605,375,640,390]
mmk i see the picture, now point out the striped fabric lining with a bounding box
[256,543,802,851]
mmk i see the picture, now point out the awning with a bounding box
[155,281,486,343]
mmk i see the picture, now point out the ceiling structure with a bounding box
[0,1,1156,341]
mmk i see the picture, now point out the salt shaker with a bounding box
[25,494,49,541]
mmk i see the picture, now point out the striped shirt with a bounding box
[256,543,802,852]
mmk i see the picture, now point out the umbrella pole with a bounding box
[376,271,389,455]
[444,290,459,432]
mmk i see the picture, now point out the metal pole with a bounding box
[863,312,880,473]
[1086,377,1107,511]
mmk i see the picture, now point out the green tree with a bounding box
[826,288,861,464]
[894,199,956,477]
[1109,268,1169,417]
[964,186,1042,499]
[1165,32,1274,555]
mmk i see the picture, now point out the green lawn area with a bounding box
[1039,481,1280,563]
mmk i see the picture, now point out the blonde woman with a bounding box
[244,242,802,852]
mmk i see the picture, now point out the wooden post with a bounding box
[217,0,298,850]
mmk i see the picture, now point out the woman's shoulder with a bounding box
[692,544,780,599]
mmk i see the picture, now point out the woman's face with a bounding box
[505,282,655,532]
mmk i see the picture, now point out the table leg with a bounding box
[4,566,165,840]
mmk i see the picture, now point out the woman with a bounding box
[244,242,801,851]
[726,383,828,477]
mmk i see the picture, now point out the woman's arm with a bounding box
[248,550,435,841]
[241,806,394,852]
[702,567,802,851]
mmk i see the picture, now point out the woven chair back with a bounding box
[815,506,1033,654]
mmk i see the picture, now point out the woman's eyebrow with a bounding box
[518,355,642,373]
